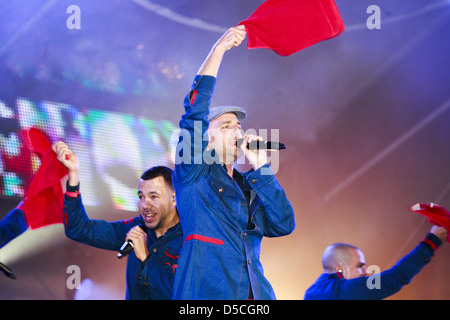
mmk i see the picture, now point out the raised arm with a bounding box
[330,226,446,300]
[174,26,246,184]
[197,25,246,77]
[52,141,80,187]
[53,141,141,250]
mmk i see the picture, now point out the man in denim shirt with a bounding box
[54,141,182,299]
[172,26,295,300]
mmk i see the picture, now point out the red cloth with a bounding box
[238,0,345,56]
[19,128,68,229]
[410,202,450,243]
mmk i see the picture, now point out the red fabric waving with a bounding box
[20,128,68,229]
[239,0,345,56]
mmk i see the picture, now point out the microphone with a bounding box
[0,261,17,279]
[117,240,134,259]
[117,224,147,259]
[236,138,287,150]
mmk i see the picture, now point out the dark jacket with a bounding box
[63,192,183,300]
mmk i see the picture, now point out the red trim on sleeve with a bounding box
[423,238,437,251]
[66,191,80,198]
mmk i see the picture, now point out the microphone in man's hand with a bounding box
[117,240,134,259]
[0,261,17,279]
[236,138,287,150]
[117,224,148,259]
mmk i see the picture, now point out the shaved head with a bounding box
[322,243,359,272]
[321,243,367,279]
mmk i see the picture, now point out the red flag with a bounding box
[19,128,68,229]
[238,0,345,56]
[410,203,450,243]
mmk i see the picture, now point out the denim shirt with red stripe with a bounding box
[63,186,183,300]
[303,233,442,300]
[172,75,295,300]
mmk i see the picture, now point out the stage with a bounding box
[1,0,449,300]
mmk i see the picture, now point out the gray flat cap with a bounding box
[208,106,247,122]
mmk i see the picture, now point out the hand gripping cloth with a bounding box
[238,0,345,56]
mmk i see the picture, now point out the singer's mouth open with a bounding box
[143,212,157,223]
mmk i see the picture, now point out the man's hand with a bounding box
[198,25,246,77]
[430,225,448,244]
[52,141,80,186]
[126,226,149,262]
[239,134,268,171]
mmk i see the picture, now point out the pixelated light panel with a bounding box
[0,97,177,212]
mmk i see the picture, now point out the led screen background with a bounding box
[0,97,177,211]
[0,0,449,300]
